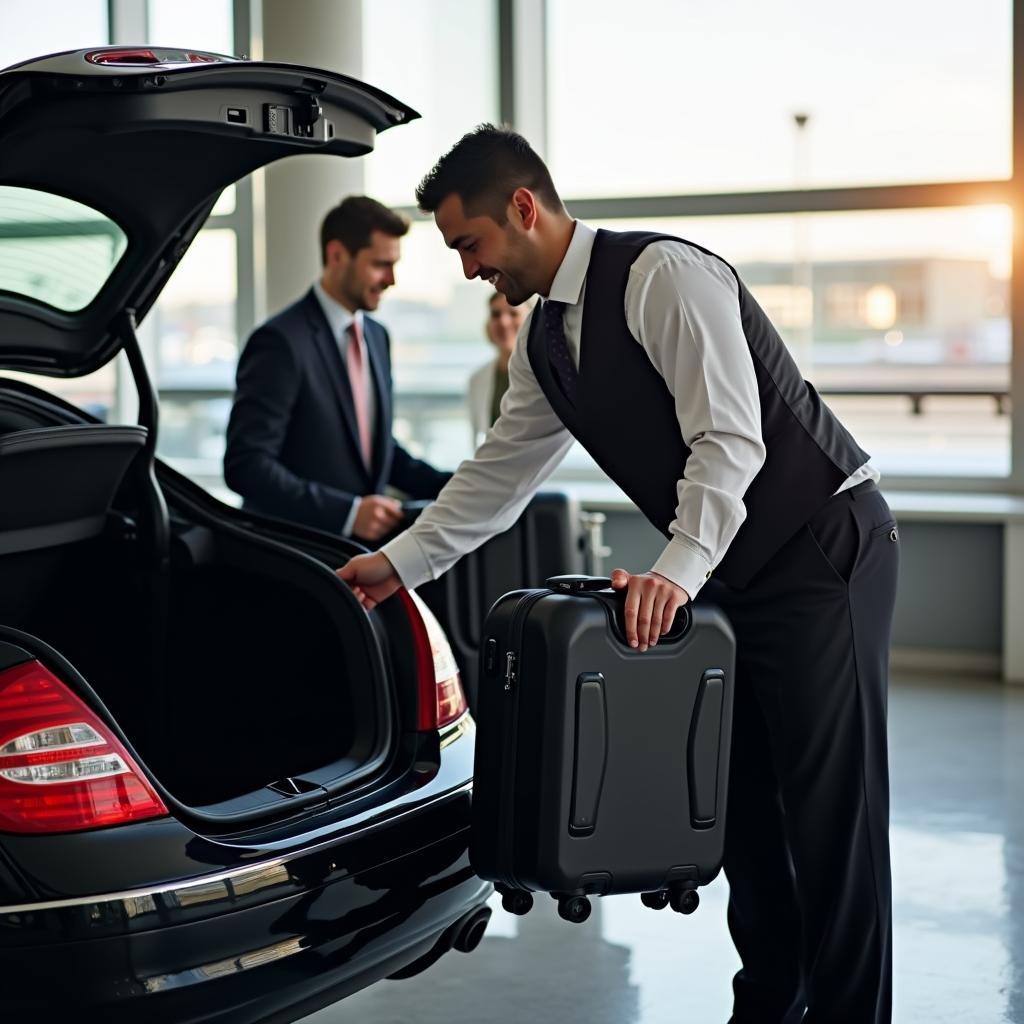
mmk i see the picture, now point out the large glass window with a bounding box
[591,208,1012,477]
[150,229,238,392]
[376,220,501,467]
[150,228,238,481]
[362,0,499,208]
[547,0,1011,198]
[0,2,114,414]
[141,0,239,491]
[0,0,108,70]
[0,0,241,482]
[383,205,1011,480]
[0,187,127,310]
[147,0,233,56]
[360,0,502,474]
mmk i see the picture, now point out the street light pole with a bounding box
[793,111,814,372]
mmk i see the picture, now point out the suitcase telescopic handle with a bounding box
[545,575,693,643]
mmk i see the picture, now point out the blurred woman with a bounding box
[466,290,529,446]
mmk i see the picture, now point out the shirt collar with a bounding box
[313,279,364,340]
[544,220,597,307]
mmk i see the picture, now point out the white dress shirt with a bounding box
[382,221,878,598]
[312,280,377,537]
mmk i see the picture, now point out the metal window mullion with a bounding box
[1010,0,1024,490]
[107,0,149,428]
[498,0,515,125]
[392,178,1015,226]
[561,179,1014,221]
[107,0,148,46]
[511,0,548,155]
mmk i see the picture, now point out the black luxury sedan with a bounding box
[0,46,490,1022]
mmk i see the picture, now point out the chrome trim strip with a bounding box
[1,753,131,785]
[0,780,473,916]
[0,722,105,757]
[142,936,308,992]
[439,711,474,749]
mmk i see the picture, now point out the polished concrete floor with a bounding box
[301,674,1024,1023]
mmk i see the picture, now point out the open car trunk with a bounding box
[0,384,396,825]
[0,51,427,831]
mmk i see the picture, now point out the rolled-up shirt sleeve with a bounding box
[381,315,574,591]
[625,244,767,599]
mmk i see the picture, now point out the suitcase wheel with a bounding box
[557,895,592,924]
[670,888,700,915]
[640,889,671,911]
[500,889,535,916]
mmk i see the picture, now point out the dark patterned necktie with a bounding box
[542,299,578,403]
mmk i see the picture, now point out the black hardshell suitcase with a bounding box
[470,575,735,923]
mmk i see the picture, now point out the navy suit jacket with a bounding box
[224,289,450,532]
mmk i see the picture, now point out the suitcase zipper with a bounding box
[496,590,547,890]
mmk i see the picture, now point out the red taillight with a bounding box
[396,590,468,732]
[0,661,167,834]
[85,48,160,65]
[84,48,232,66]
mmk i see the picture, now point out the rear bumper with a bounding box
[1,782,490,1023]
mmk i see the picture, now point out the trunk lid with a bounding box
[0,47,418,376]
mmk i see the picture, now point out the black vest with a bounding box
[527,229,869,589]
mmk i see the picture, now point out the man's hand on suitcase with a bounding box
[336,552,402,610]
[610,568,689,652]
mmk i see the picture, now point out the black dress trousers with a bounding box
[701,481,899,1024]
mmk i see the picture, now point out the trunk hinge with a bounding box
[113,308,172,767]
[113,307,170,570]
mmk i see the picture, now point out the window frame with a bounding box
[0,188,129,313]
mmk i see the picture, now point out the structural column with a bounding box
[258,0,365,317]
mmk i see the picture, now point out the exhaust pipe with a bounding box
[452,905,491,953]
[387,904,491,980]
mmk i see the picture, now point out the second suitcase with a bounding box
[471,575,735,923]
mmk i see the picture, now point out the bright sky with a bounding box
[362,0,499,208]
[547,0,1012,196]
[0,0,233,69]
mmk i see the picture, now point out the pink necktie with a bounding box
[346,320,372,467]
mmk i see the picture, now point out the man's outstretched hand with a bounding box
[336,552,402,610]
[610,568,690,652]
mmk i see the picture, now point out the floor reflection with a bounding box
[302,674,1024,1024]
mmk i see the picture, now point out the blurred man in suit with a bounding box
[225,196,450,543]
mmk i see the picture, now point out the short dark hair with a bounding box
[320,196,409,265]
[416,124,563,221]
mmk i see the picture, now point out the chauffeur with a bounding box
[338,125,899,1024]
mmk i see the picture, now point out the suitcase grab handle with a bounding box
[545,575,693,644]
[545,574,613,592]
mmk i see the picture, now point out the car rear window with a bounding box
[0,186,127,311]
